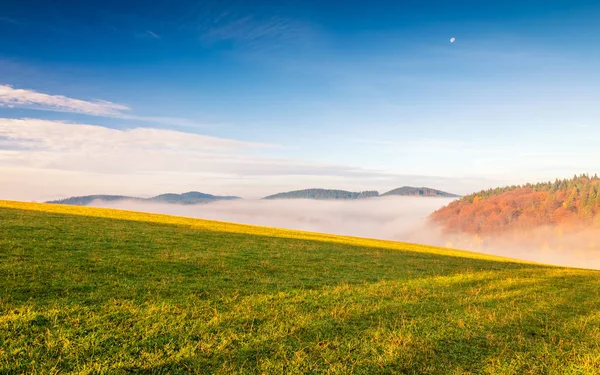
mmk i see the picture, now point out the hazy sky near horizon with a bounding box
[1,0,600,200]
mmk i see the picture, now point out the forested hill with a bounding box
[48,191,240,206]
[263,189,379,200]
[263,186,459,200]
[382,186,460,198]
[430,174,600,235]
[47,195,140,206]
[149,192,239,204]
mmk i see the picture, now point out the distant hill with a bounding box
[47,195,141,206]
[47,191,241,206]
[263,186,458,200]
[149,191,240,204]
[382,186,460,198]
[430,174,600,235]
[263,189,379,200]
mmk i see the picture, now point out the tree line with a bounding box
[431,174,600,235]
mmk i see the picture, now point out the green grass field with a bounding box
[2,201,600,374]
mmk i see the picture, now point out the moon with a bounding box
[450,37,456,43]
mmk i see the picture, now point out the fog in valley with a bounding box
[91,197,600,270]
[91,196,451,241]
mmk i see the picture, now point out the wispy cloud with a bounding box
[0,84,130,116]
[0,117,451,200]
[145,30,161,39]
[0,118,269,153]
[134,30,162,39]
[0,118,389,178]
[190,2,316,52]
[201,15,296,47]
[0,84,205,128]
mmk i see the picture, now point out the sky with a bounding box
[1,0,600,201]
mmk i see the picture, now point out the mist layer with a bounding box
[90,197,600,269]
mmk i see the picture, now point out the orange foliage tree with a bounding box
[430,174,600,235]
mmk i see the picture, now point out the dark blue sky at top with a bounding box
[2,0,598,62]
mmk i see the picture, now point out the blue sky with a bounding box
[1,0,600,200]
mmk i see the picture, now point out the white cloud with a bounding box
[0,118,269,152]
[0,85,130,116]
[0,118,416,200]
[0,118,278,176]
[0,84,206,128]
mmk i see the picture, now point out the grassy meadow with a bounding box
[1,200,600,374]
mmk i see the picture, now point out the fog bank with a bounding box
[91,196,452,241]
[90,197,600,270]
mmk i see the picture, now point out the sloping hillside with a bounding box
[431,174,600,235]
[2,200,600,374]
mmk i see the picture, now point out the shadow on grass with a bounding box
[126,273,600,374]
[0,207,548,308]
